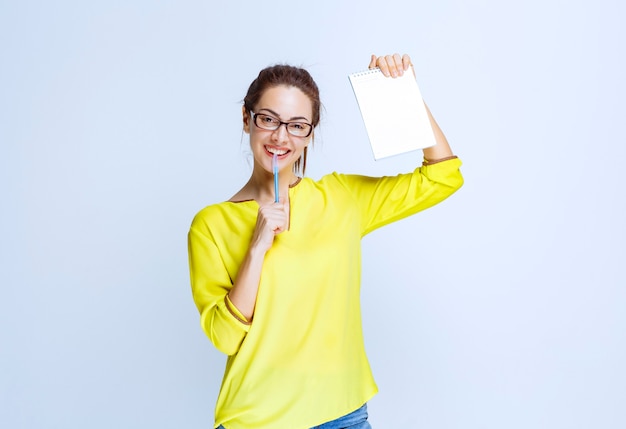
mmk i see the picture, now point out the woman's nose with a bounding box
[271,124,290,144]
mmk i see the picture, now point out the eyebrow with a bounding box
[258,108,311,123]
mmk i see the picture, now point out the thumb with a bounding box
[368,54,377,69]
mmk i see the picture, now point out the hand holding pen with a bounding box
[247,153,288,253]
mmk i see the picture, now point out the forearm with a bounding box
[227,245,267,321]
[422,103,454,162]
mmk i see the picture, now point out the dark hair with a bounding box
[243,64,321,175]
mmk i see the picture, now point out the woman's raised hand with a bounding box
[368,53,413,78]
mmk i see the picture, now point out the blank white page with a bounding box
[349,67,436,160]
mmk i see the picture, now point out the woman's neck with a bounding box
[231,168,298,204]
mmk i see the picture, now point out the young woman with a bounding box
[188,53,463,429]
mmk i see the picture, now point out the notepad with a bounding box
[349,67,436,160]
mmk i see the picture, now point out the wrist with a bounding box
[248,241,270,259]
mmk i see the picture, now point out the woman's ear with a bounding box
[242,106,250,134]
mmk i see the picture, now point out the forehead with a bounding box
[256,85,313,120]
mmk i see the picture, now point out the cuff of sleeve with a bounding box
[422,155,458,166]
[225,294,252,326]
[201,297,250,355]
[420,156,464,188]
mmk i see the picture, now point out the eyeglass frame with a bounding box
[250,111,314,138]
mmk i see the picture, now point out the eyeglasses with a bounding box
[251,112,313,138]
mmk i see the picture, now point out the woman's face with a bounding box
[244,85,313,176]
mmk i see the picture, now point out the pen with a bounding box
[273,153,279,203]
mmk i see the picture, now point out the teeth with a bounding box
[267,147,288,155]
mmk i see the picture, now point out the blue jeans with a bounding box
[216,403,371,429]
[311,403,371,429]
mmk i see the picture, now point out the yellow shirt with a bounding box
[188,157,463,429]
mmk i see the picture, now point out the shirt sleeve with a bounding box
[188,225,251,356]
[333,156,464,236]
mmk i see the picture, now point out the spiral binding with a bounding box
[349,68,383,78]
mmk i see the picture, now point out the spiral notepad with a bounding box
[348,67,435,160]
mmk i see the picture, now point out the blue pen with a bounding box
[273,153,279,203]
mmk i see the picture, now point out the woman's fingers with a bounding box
[370,53,413,78]
[401,53,412,71]
[251,203,289,252]
[387,53,403,76]
[258,203,289,233]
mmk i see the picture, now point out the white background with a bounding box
[1,1,625,428]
